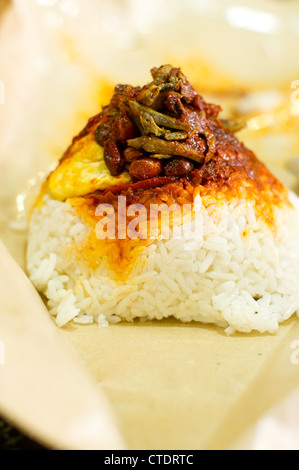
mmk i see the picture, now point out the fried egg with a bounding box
[46,132,131,202]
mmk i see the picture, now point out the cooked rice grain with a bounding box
[26,192,299,334]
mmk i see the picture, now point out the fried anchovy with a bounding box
[129,101,189,133]
[203,128,216,163]
[138,112,164,137]
[220,118,245,133]
[127,136,205,163]
[164,131,188,141]
[137,85,161,107]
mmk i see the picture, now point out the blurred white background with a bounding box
[1,0,299,449]
[1,0,299,176]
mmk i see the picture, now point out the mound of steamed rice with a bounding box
[26,188,299,335]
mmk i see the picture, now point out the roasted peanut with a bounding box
[129,157,163,180]
[104,141,123,176]
[123,146,145,162]
[164,157,194,177]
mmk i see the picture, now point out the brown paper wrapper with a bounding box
[1,0,299,450]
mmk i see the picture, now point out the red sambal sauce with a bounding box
[73,64,289,227]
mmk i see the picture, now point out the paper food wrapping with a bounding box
[1,0,299,450]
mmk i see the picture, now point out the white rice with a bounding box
[26,191,299,335]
